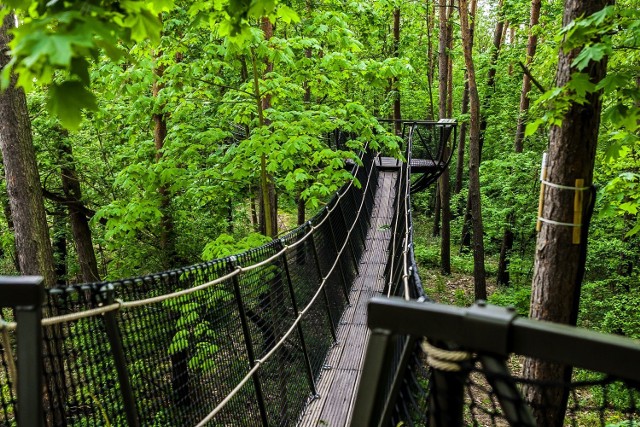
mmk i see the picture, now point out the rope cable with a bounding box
[194,151,378,425]
[30,149,371,327]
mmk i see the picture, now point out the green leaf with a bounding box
[524,119,543,137]
[47,81,98,130]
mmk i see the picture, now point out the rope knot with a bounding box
[422,340,472,372]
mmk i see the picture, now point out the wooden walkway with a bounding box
[297,168,398,426]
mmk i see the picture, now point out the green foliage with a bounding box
[202,233,271,260]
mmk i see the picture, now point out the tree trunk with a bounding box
[0,184,21,273]
[454,78,469,194]
[425,0,436,120]
[437,0,452,274]
[252,17,278,238]
[459,0,486,300]
[496,212,514,286]
[55,133,101,283]
[514,0,542,153]
[0,13,66,426]
[393,8,402,135]
[522,1,611,425]
[432,184,441,237]
[52,207,67,285]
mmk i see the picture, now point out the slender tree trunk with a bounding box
[454,77,469,194]
[0,190,20,272]
[252,17,278,237]
[459,0,486,300]
[496,212,514,286]
[432,184,441,236]
[425,0,436,120]
[437,0,453,274]
[393,8,402,134]
[55,133,101,283]
[514,0,542,152]
[52,208,67,285]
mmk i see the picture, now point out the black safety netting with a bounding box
[0,148,378,426]
[390,352,640,427]
[0,309,16,427]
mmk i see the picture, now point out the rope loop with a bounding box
[422,340,472,372]
[541,179,590,191]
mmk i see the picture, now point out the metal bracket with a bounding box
[464,301,518,357]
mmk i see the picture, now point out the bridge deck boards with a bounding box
[297,169,398,427]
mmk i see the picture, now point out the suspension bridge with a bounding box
[1,120,640,427]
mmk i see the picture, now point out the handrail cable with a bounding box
[194,143,378,426]
[0,149,374,331]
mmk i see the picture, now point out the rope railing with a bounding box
[0,145,380,426]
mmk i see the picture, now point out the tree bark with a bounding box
[0,13,67,425]
[0,16,57,287]
[459,0,486,300]
[514,0,542,153]
[454,77,469,194]
[522,1,611,425]
[55,132,101,283]
[437,0,453,274]
[393,8,402,135]
[425,0,436,120]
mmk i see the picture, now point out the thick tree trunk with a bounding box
[522,1,611,425]
[0,17,57,287]
[459,0,486,300]
[514,0,542,153]
[0,13,67,426]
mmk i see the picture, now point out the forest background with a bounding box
[0,0,639,344]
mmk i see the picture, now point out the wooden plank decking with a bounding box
[297,169,398,427]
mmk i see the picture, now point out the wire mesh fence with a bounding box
[0,148,378,427]
[392,352,640,427]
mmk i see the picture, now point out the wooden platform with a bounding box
[375,156,441,172]
[296,170,398,427]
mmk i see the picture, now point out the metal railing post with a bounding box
[228,257,270,426]
[99,284,140,427]
[275,240,318,396]
[326,210,351,305]
[0,276,44,427]
[306,222,337,342]
[336,202,360,276]
[348,186,368,247]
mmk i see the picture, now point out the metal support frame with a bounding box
[228,258,269,426]
[326,211,352,305]
[275,240,317,396]
[306,223,337,342]
[99,284,140,427]
[0,276,44,427]
[335,202,360,276]
[354,297,640,427]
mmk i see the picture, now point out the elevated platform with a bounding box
[371,157,442,172]
[297,170,398,426]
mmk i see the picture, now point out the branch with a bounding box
[41,188,107,225]
[518,61,547,93]
[193,77,256,98]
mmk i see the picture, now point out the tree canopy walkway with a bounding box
[1,120,640,427]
